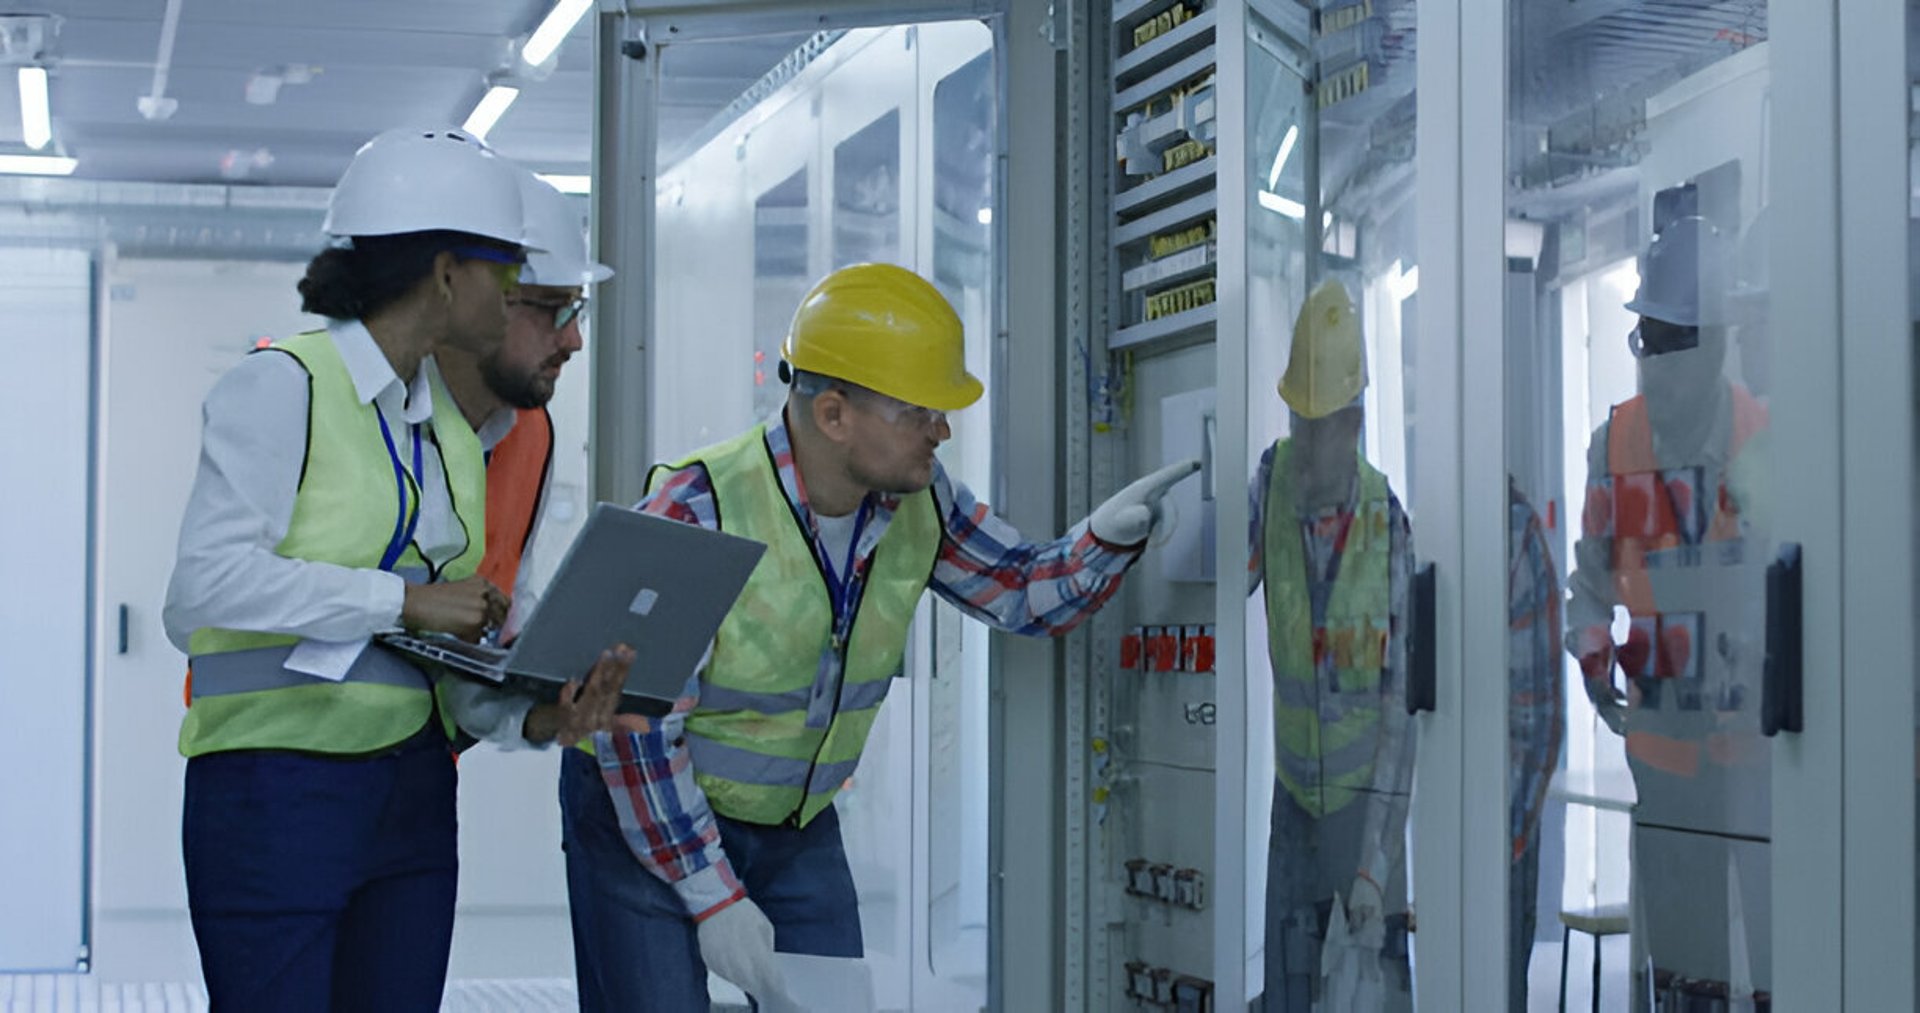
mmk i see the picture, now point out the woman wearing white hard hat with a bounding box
[162,127,629,1011]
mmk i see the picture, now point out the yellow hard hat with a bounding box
[783,263,984,412]
[1278,278,1367,418]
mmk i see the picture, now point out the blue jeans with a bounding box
[559,747,863,1012]
[1260,784,1413,1012]
[181,726,459,1013]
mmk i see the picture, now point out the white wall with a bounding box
[91,255,321,982]
[0,246,94,973]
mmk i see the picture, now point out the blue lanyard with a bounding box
[817,500,872,648]
[375,410,424,572]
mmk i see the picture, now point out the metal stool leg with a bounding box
[1590,929,1602,1013]
[1558,925,1570,1013]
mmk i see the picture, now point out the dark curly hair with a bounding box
[297,230,520,320]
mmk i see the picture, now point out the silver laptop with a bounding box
[379,502,765,716]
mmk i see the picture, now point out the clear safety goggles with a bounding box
[853,388,947,430]
[508,295,588,331]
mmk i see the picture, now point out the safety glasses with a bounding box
[452,245,528,294]
[853,389,947,430]
[1628,320,1701,359]
[507,296,589,331]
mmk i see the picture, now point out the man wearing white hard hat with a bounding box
[1564,214,1773,1006]
[1251,278,1415,1011]
[435,170,628,748]
[162,128,630,1011]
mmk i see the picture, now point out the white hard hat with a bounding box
[324,127,533,248]
[518,172,612,286]
[1625,215,1732,328]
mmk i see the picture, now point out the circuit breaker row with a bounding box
[1119,624,1219,673]
[1123,960,1216,1011]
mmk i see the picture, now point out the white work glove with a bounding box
[1089,459,1203,546]
[697,898,793,1005]
[1344,873,1387,951]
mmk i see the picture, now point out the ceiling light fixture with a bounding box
[523,0,595,67]
[0,153,77,175]
[462,84,520,140]
[17,66,50,150]
[1267,124,1298,189]
[1257,190,1305,219]
[535,173,590,195]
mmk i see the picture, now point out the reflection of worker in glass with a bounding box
[1252,278,1415,1011]
[1507,477,1563,1012]
[1565,215,1771,1007]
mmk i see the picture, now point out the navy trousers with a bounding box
[181,726,459,1013]
[559,747,863,1012]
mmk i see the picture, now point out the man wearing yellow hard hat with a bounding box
[1253,278,1416,1011]
[559,262,1200,1008]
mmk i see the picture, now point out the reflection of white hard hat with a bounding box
[324,127,532,248]
[1625,215,1732,328]
[518,172,613,286]
[1279,279,1367,419]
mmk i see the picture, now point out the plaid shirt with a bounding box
[589,415,1141,919]
[1508,480,1564,860]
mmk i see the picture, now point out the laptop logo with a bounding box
[629,588,661,616]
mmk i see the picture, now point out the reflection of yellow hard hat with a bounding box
[1278,279,1367,418]
[783,263,984,412]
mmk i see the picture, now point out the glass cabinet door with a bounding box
[1238,0,1422,1009]
[1505,4,1776,1008]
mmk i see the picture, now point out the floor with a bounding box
[0,976,756,1013]
[4,939,1625,1012]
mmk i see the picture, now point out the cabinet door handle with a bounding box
[117,603,129,655]
[1761,542,1803,736]
[1406,563,1436,714]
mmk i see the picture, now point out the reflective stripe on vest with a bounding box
[478,407,553,592]
[1596,386,1767,615]
[1588,385,1768,780]
[179,331,487,757]
[1262,438,1394,820]
[189,643,431,697]
[659,425,939,828]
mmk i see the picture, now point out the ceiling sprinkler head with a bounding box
[136,94,178,121]
[245,64,319,105]
[218,147,274,179]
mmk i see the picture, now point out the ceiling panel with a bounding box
[3,5,920,194]
[5,0,594,186]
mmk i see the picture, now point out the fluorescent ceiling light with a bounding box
[1257,190,1305,219]
[536,173,591,195]
[0,154,77,175]
[462,85,520,140]
[523,0,595,67]
[976,207,993,225]
[1266,124,1298,190]
[18,67,51,150]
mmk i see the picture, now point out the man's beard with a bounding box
[482,355,554,410]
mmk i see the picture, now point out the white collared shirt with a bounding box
[162,320,471,652]
[423,359,549,749]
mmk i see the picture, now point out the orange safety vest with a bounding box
[478,407,554,594]
[181,407,555,709]
[1597,385,1767,777]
